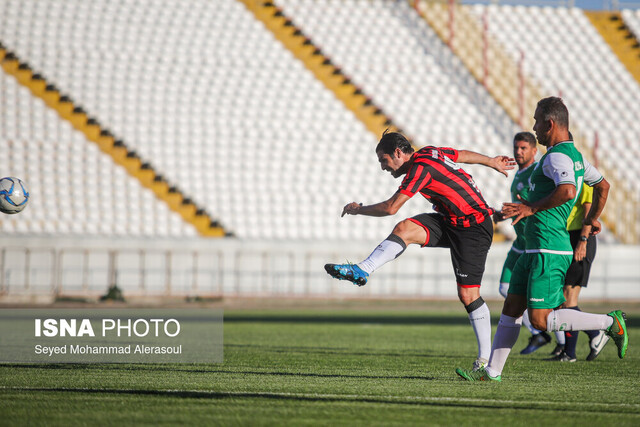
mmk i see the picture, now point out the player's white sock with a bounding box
[486,314,522,378]
[555,331,565,345]
[357,234,406,274]
[465,297,492,361]
[522,310,540,335]
[498,282,509,298]
[547,309,614,332]
[500,292,540,336]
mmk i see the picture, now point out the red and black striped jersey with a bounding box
[398,146,494,227]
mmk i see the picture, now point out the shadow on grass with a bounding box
[0,362,437,380]
[0,387,512,410]
[224,343,443,358]
[223,314,474,325]
[224,314,640,327]
[4,387,637,414]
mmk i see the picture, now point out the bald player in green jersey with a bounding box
[457,97,628,382]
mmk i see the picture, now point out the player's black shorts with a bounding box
[407,213,493,287]
[565,229,597,287]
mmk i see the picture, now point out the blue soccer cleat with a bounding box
[324,263,368,286]
[520,331,551,355]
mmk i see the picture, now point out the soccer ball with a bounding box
[0,177,29,214]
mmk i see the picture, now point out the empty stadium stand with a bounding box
[586,10,640,85]
[0,69,197,237]
[622,8,640,48]
[466,4,640,188]
[0,0,415,240]
[1,0,638,243]
[461,3,640,241]
[277,0,519,210]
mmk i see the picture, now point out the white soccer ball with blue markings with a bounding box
[0,177,29,214]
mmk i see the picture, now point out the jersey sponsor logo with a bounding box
[467,177,480,192]
[516,182,524,191]
[529,297,544,302]
[443,156,461,170]
[574,161,583,171]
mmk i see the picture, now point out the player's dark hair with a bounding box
[376,130,414,155]
[513,131,536,147]
[537,96,569,129]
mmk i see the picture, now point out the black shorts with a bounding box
[565,229,597,287]
[407,213,493,287]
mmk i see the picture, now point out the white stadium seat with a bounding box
[1,0,638,239]
[468,4,640,194]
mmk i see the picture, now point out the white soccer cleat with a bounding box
[586,330,610,361]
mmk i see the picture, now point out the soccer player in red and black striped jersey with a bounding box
[325,131,515,371]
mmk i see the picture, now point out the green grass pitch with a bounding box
[1,300,639,426]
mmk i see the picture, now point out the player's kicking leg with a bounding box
[324,218,423,286]
[324,263,370,286]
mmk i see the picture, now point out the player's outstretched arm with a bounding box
[456,150,516,177]
[502,184,576,225]
[341,192,410,217]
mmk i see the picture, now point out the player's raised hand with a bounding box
[491,156,517,177]
[341,202,362,217]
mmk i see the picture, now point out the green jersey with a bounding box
[510,163,536,250]
[524,141,603,253]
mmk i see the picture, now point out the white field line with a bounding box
[2,386,640,410]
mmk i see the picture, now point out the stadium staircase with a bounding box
[412,0,543,131]
[412,1,639,244]
[239,0,409,143]
[0,42,228,237]
[586,11,640,84]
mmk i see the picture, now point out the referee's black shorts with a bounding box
[407,213,493,288]
[565,229,597,287]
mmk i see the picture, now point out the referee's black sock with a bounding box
[564,306,581,358]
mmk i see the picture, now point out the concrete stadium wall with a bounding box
[1,236,638,302]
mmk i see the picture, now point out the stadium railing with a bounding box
[1,237,639,302]
[411,0,640,243]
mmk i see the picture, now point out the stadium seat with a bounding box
[1,0,638,240]
[467,4,640,195]
[622,9,640,39]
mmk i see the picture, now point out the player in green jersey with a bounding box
[457,97,628,382]
[547,182,610,362]
[494,132,553,355]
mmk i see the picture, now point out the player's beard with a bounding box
[391,162,410,178]
[536,132,550,147]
